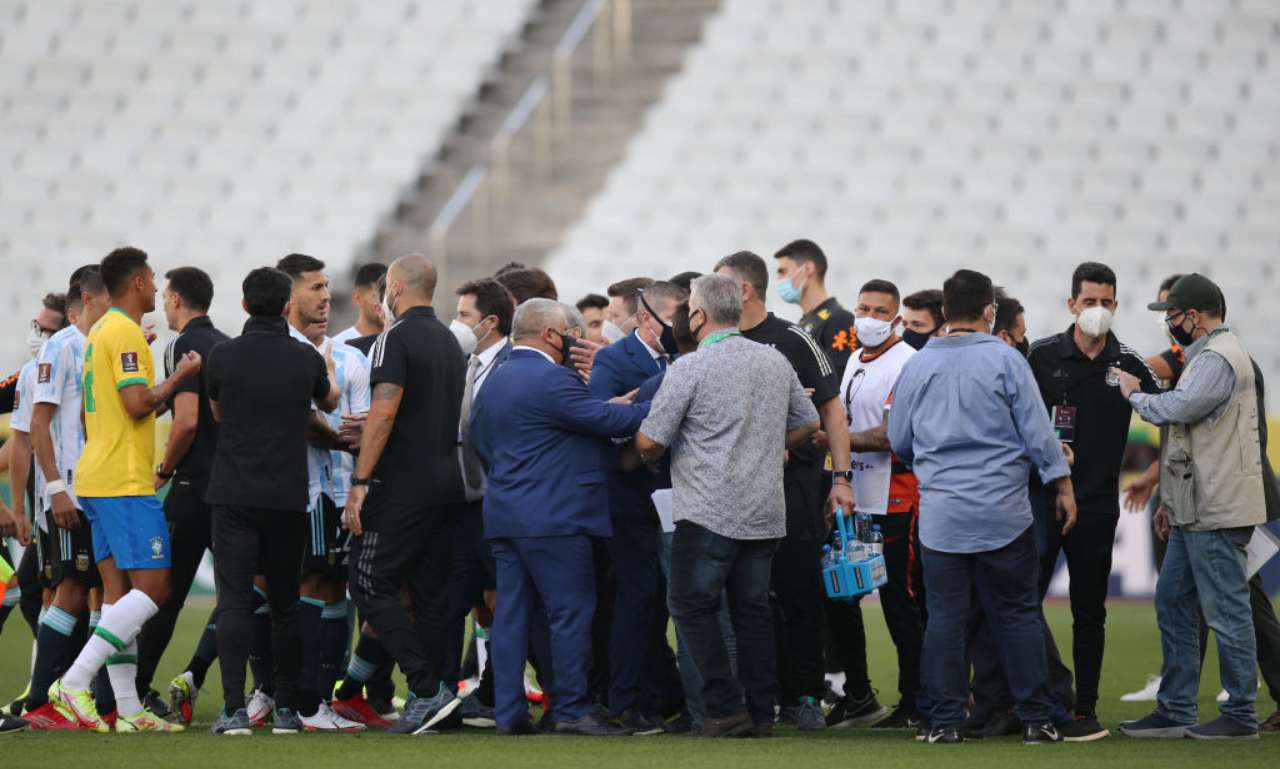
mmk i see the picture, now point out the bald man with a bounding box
[343,255,468,735]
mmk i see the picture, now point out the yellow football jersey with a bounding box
[75,308,156,497]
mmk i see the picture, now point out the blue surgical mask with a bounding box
[777,277,802,304]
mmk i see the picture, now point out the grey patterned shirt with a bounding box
[640,334,818,540]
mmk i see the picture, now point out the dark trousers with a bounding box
[1038,511,1117,717]
[968,605,1075,720]
[491,535,597,729]
[137,480,211,694]
[874,511,925,709]
[348,493,455,698]
[212,504,306,712]
[607,512,662,715]
[921,526,1065,728]
[772,467,826,703]
[669,521,779,725]
[441,501,496,696]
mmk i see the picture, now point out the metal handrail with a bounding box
[425,0,631,275]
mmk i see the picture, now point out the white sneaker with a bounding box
[300,702,366,732]
[1120,675,1161,702]
[1217,683,1260,704]
[246,690,275,726]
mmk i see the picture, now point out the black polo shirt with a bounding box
[367,305,465,506]
[164,315,230,492]
[798,297,857,380]
[1026,325,1161,516]
[346,333,378,357]
[204,315,329,512]
[741,313,840,470]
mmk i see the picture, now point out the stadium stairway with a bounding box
[368,0,721,288]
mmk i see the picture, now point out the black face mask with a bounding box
[1167,314,1196,347]
[558,332,577,368]
[1015,337,1030,358]
[640,293,680,357]
[902,328,935,351]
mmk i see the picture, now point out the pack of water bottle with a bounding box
[822,509,888,600]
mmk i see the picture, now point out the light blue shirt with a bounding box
[1128,327,1236,426]
[888,333,1070,554]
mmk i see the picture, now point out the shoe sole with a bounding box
[829,705,890,729]
[217,727,253,736]
[1118,726,1188,739]
[411,697,463,736]
[1064,728,1110,743]
[1184,731,1259,741]
[463,717,497,728]
[272,727,300,734]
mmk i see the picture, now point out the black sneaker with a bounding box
[665,711,694,734]
[458,695,496,729]
[271,707,302,735]
[553,713,632,737]
[140,689,172,720]
[0,714,30,734]
[871,702,922,730]
[613,708,663,736]
[915,722,931,741]
[1060,715,1109,742]
[1118,710,1191,739]
[926,726,963,744]
[1185,715,1260,741]
[980,710,1021,738]
[826,690,888,728]
[1023,722,1063,744]
[794,697,827,731]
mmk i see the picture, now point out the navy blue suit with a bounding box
[473,348,649,728]
[588,331,670,715]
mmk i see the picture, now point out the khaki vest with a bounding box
[1160,329,1266,530]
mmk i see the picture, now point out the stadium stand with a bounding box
[0,0,535,357]
[545,0,1280,387]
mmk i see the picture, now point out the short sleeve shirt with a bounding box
[163,316,230,489]
[640,334,818,540]
[9,360,47,533]
[839,339,915,515]
[33,325,86,509]
[367,306,466,506]
[740,314,839,469]
[75,308,157,497]
[205,316,330,512]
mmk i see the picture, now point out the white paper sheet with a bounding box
[1246,526,1280,578]
[651,488,675,534]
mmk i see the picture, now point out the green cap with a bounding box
[1147,273,1223,313]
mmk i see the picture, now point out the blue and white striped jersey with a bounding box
[8,359,46,532]
[31,325,86,511]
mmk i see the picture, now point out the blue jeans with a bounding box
[668,521,777,725]
[921,526,1066,728]
[1155,525,1258,728]
[658,529,736,728]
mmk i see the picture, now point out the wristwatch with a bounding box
[350,475,370,487]
[831,470,853,483]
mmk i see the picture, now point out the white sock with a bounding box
[108,638,143,716]
[63,590,158,691]
[30,638,38,677]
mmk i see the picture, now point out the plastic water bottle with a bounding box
[869,525,884,557]
[821,544,834,567]
[854,511,873,544]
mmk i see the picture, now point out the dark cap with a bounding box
[1147,273,1223,313]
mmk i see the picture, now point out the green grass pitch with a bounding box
[1,600,1274,768]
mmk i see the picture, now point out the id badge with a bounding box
[1052,405,1077,443]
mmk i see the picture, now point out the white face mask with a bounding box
[27,324,49,359]
[854,315,894,348]
[1077,306,1114,338]
[382,290,397,323]
[449,318,478,356]
[601,319,626,344]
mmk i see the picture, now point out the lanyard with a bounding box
[699,329,741,348]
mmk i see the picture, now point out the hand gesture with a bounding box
[176,350,202,380]
[1112,367,1140,398]
[340,413,366,449]
[1123,474,1156,513]
[570,338,602,377]
[1152,505,1171,542]
[608,389,638,406]
[343,484,367,536]
[1061,442,1075,467]
[51,491,79,530]
[811,430,829,451]
[1055,486,1078,536]
[143,322,158,344]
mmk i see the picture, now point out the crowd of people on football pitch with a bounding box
[0,241,1275,743]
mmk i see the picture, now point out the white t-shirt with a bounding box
[9,359,46,532]
[839,339,915,515]
[32,325,86,511]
